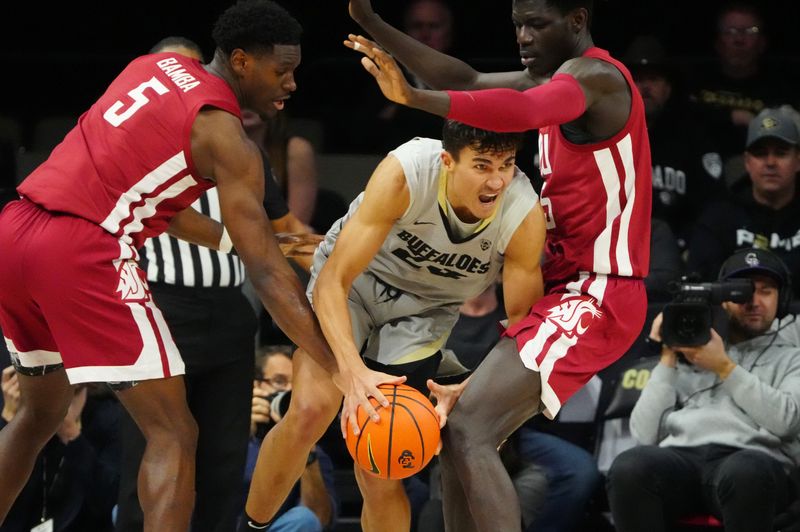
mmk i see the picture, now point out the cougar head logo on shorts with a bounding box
[116,261,151,303]
[398,450,416,469]
[546,297,602,337]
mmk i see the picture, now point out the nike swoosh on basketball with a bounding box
[367,434,381,475]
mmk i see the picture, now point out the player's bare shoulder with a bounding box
[558,56,627,96]
[191,109,259,182]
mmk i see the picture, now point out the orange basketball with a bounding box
[345,383,440,480]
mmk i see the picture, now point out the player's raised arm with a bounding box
[313,154,409,434]
[192,109,337,375]
[347,2,532,90]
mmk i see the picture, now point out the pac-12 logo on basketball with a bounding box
[398,450,416,469]
[545,297,602,338]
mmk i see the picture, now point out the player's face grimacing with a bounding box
[443,146,517,223]
[243,44,301,119]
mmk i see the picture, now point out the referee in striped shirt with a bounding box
[115,37,315,532]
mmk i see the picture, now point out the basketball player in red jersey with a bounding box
[0,2,396,530]
[347,0,651,530]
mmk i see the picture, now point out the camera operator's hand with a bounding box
[673,329,737,380]
[650,313,678,368]
[251,385,273,436]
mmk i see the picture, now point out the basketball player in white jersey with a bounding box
[240,120,546,531]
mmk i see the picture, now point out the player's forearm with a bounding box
[167,207,224,249]
[250,270,337,374]
[446,74,586,132]
[356,13,478,90]
[313,282,367,374]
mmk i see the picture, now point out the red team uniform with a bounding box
[0,53,240,384]
[449,48,651,417]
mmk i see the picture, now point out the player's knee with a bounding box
[283,393,339,440]
[444,408,490,450]
[142,409,198,454]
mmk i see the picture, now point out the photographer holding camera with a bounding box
[606,248,800,532]
[244,346,336,531]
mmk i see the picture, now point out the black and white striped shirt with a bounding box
[140,154,289,288]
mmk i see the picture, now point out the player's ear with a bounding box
[441,151,455,171]
[569,8,588,33]
[229,48,249,77]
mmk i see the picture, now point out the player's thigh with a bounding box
[449,338,542,446]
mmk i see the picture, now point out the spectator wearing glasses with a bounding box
[687,1,795,183]
[243,346,337,532]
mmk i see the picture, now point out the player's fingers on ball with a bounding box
[360,393,382,420]
[348,413,361,436]
[371,387,390,409]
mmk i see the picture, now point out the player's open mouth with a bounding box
[273,99,287,110]
[479,194,498,204]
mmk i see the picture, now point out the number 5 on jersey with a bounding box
[103,77,170,127]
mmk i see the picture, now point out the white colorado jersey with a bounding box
[315,137,538,304]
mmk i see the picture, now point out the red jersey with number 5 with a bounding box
[17,53,240,252]
[537,48,651,284]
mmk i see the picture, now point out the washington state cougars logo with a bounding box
[398,450,416,469]
[116,261,151,303]
[545,298,602,337]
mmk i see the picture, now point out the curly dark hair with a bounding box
[441,120,524,160]
[514,0,593,26]
[212,0,302,56]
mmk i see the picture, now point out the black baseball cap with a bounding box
[718,248,788,288]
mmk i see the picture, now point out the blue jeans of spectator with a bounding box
[516,427,601,532]
[269,506,322,532]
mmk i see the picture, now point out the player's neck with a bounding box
[205,53,243,103]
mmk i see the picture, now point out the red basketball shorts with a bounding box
[504,272,646,419]
[0,198,184,384]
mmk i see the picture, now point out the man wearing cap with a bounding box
[624,35,726,251]
[688,107,800,301]
[606,247,800,531]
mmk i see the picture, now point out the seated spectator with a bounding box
[687,107,800,300]
[244,346,337,531]
[606,248,800,531]
[624,35,726,248]
[1,365,121,532]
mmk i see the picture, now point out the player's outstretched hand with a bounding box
[337,366,406,438]
[344,34,414,106]
[348,0,376,24]
[275,232,324,258]
[426,378,469,430]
